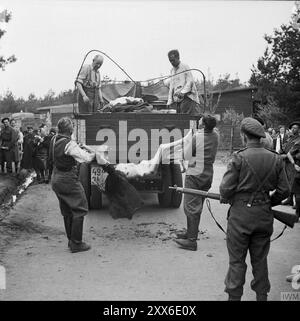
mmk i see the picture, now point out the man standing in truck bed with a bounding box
[166,49,202,116]
[75,54,105,113]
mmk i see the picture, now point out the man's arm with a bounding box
[167,69,174,106]
[75,65,89,103]
[98,87,104,106]
[219,153,241,203]
[270,157,290,206]
[65,140,95,163]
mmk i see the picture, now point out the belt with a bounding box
[54,166,77,172]
[233,192,270,203]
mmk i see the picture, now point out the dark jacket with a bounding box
[220,142,289,206]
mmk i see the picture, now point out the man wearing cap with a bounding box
[0,117,17,174]
[75,54,105,113]
[219,117,289,301]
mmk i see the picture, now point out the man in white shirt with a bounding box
[275,125,288,154]
[167,50,202,116]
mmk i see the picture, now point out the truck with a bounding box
[74,110,199,210]
[72,55,203,210]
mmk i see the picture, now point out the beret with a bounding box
[289,120,300,129]
[240,117,266,138]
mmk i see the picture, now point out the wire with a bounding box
[205,198,227,235]
[205,198,287,242]
[75,49,137,84]
[72,50,207,113]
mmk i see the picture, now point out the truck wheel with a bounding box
[90,186,103,209]
[158,164,173,208]
[171,163,183,208]
[79,163,91,209]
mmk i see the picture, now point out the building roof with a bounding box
[37,104,77,113]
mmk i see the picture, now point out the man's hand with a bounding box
[83,95,90,104]
[174,92,184,101]
[220,196,229,204]
[96,153,109,166]
[79,143,93,153]
[295,164,300,172]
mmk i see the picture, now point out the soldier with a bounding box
[219,117,289,301]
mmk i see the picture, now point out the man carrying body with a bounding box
[75,54,105,113]
[219,117,289,301]
[49,117,96,253]
[171,114,219,251]
[167,49,202,116]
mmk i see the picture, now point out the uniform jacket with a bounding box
[220,142,289,206]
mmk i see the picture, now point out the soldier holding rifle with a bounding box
[219,117,289,301]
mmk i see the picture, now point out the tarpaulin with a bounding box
[102,82,137,102]
[101,81,169,103]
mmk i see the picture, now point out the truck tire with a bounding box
[170,163,183,208]
[79,163,91,209]
[158,164,173,208]
[90,185,103,209]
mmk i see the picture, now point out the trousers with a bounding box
[183,168,213,240]
[51,168,88,243]
[224,201,273,298]
[0,148,13,173]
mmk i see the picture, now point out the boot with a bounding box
[256,294,268,301]
[228,295,241,301]
[174,238,197,251]
[63,216,72,247]
[282,195,293,206]
[69,217,90,253]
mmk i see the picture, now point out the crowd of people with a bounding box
[0,117,57,183]
[267,125,293,153]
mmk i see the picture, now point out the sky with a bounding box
[0,0,296,99]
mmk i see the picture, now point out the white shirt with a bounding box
[167,62,200,105]
[64,140,95,163]
[275,133,284,153]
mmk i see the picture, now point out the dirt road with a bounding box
[0,163,299,301]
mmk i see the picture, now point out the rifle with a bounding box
[169,186,297,228]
